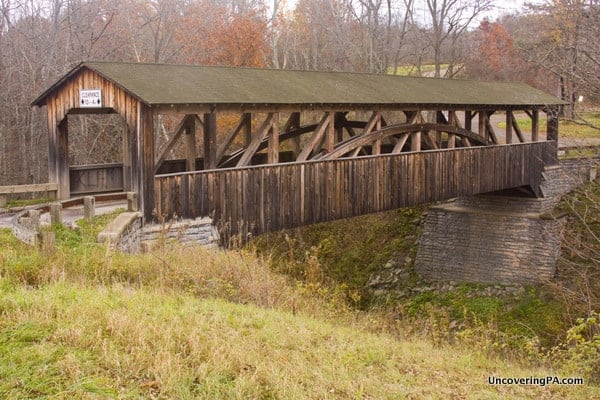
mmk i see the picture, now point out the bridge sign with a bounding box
[80,89,102,108]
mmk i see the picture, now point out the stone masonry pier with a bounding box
[415,158,599,285]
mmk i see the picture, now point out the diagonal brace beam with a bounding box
[237,113,275,167]
[155,114,196,173]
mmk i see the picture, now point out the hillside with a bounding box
[5,281,593,399]
[1,217,599,398]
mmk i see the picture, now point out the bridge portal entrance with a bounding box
[62,112,128,197]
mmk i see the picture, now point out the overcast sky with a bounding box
[488,0,544,18]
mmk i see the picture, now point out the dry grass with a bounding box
[2,281,598,399]
[1,222,599,399]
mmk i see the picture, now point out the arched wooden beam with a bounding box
[218,124,319,167]
[317,123,492,161]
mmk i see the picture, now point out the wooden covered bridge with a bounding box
[32,62,564,240]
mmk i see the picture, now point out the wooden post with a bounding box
[50,202,62,225]
[326,112,335,154]
[203,112,217,170]
[546,106,560,165]
[0,195,6,208]
[546,107,559,142]
[138,104,155,223]
[127,192,138,212]
[334,112,345,142]
[435,111,445,147]
[505,111,513,144]
[531,109,539,142]
[57,117,70,199]
[465,110,473,131]
[47,105,59,202]
[478,111,487,141]
[185,116,197,171]
[290,112,301,158]
[373,114,382,155]
[447,111,456,148]
[41,231,56,254]
[268,112,280,164]
[243,113,252,147]
[411,131,421,152]
[84,196,95,221]
[122,124,132,191]
[29,210,41,232]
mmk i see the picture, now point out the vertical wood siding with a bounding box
[46,68,140,199]
[155,142,555,242]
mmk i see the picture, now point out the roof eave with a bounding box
[31,61,151,108]
[31,62,85,107]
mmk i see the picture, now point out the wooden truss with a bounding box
[154,108,548,173]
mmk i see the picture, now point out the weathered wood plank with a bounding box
[155,141,554,244]
[505,111,513,144]
[203,113,218,170]
[216,113,250,162]
[0,183,59,194]
[268,113,280,164]
[511,113,526,143]
[531,109,539,142]
[296,113,331,161]
[237,113,274,167]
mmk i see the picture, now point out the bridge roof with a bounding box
[33,61,565,108]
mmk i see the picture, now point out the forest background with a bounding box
[1,0,599,186]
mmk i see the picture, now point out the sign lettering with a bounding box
[80,89,102,108]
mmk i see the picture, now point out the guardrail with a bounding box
[0,183,58,208]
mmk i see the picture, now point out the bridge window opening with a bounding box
[154,113,202,175]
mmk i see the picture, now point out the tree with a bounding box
[176,0,270,67]
[520,0,600,118]
[465,19,533,82]
[416,0,493,77]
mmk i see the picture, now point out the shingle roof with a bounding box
[32,61,566,107]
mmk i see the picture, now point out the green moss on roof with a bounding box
[33,61,565,107]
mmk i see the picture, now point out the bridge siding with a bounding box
[155,142,555,241]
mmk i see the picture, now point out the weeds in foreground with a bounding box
[1,196,600,397]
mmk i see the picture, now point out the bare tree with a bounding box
[412,0,493,77]
[519,0,600,119]
[349,0,414,73]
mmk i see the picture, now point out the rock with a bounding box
[398,272,410,281]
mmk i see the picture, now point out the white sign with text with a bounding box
[80,89,102,108]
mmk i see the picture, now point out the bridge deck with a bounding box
[155,141,556,242]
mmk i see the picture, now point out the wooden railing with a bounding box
[155,142,557,241]
[0,183,58,207]
[69,163,124,195]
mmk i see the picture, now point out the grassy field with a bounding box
[496,112,600,139]
[1,202,599,398]
[388,64,450,76]
[4,280,596,399]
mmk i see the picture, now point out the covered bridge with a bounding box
[32,61,564,239]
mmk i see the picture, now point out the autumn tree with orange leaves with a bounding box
[176,0,270,67]
[467,20,529,82]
